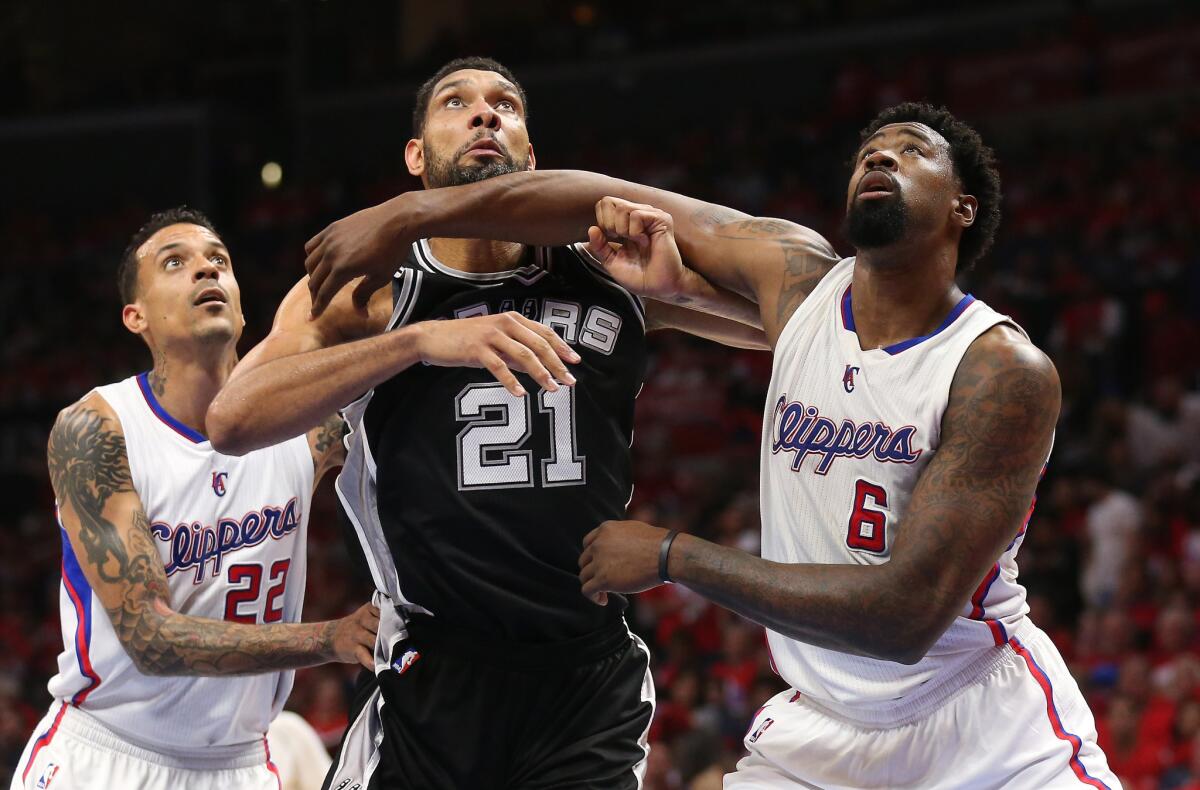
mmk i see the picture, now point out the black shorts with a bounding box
[323,616,655,790]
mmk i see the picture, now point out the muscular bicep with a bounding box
[887,327,1060,649]
[48,397,172,651]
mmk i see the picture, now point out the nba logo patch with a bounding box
[211,471,228,497]
[392,648,420,675]
[748,717,774,743]
[36,763,60,789]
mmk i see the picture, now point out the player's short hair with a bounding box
[412,56,529,138]
[118,206,220,304]
[857,103,1002,272]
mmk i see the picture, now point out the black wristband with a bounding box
[658,530,680,584]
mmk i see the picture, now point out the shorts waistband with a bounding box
[797,618,1032,728]
[57,705,268,769]
[401,614,631,670]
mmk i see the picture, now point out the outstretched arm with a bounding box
[578,326,1059,664]
[207,276,582,456]
[303,171,839,342]
[49,394,378,675]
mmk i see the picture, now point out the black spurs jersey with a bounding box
[337,239,648,643]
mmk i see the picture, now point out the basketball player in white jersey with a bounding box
[13,208,379,790]
[301,103,1119,787]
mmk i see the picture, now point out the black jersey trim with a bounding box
[567,243,647,330]
[412,239,549,286]
[386,270,424,332]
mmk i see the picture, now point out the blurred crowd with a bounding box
[2,5,1199,788]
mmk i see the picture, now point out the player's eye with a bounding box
[210,255,228,266]
[164,257,183,269]
[860,149,874,161]
[496,100,516,112]
[904,143,922,155]
[445,96,463,108]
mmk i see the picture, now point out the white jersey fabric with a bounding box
[760,257,1036,723]
[42,372,313,755]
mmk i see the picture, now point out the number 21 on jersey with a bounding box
[455,383,586,490]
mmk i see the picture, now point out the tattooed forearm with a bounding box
[106,512,338,675]
[48,407,135,582]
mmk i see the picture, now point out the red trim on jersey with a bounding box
[61,558,101,705]
[22,702,67,782]
[1011,638,1111,789]
[264,737,283,790]
[970,564,1002,619]
[987,620,1007,646]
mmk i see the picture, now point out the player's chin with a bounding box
[190,318,238,344]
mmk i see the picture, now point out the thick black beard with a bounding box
[843,193,909,250]
[423,143,527,188]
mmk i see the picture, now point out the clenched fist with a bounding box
[578,520,672,606]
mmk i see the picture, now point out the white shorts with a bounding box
[726,625,1120,789]
[11,703,282,790]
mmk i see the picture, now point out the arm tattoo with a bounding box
[309,413,347,474]
[50,404,340,676]
[48,407,135,583]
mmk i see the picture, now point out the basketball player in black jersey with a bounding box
[208,57,766,789]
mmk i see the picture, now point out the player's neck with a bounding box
[428,237,526,273]
[146,345,238,439]
[849,245,963,352]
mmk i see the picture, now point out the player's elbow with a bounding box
[205,399,255,456]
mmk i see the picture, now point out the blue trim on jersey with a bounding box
[60,529,93,650]
[137,372,206,443]
[840,288,977,355]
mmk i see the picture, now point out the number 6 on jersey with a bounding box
[847,479,889,554]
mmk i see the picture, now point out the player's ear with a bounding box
[526,144,536,172]
[953,194,977,229]
[122,302,148,335]
[405,138,425,177]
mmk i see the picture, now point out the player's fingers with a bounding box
[481,353,526,397]
[597,591,609,606]
[582,525,601,548]
[494,335,559,392]
[352,274,384,313]
[578,546,593,569]
[515,314,581,365]
[509,323,576,385]
[355,645,373,670]
[586,226,615,265]
[304,227,327,258]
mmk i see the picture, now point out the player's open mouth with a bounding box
[466,138,504,157]
[193,288,228,306]
[857,171,896,199]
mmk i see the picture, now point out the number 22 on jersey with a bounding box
[455,383,586,490]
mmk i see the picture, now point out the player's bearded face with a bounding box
[422,133,529,188]
[843,186,910,249]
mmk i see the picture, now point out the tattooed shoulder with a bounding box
[309,412,347,470]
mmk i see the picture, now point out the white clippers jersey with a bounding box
[47,373,314,752]
[761,258,1035,718]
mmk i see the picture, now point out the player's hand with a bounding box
[331,602,380,670]
[578,520,670,606]
[412,312,580,397]
[305,197,417,318]
[586,197,688,300]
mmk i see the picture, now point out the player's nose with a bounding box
[865,149,897,171]
[471,104,501,131]
[193,256,220,280]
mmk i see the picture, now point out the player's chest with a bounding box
[138,453,306,586]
